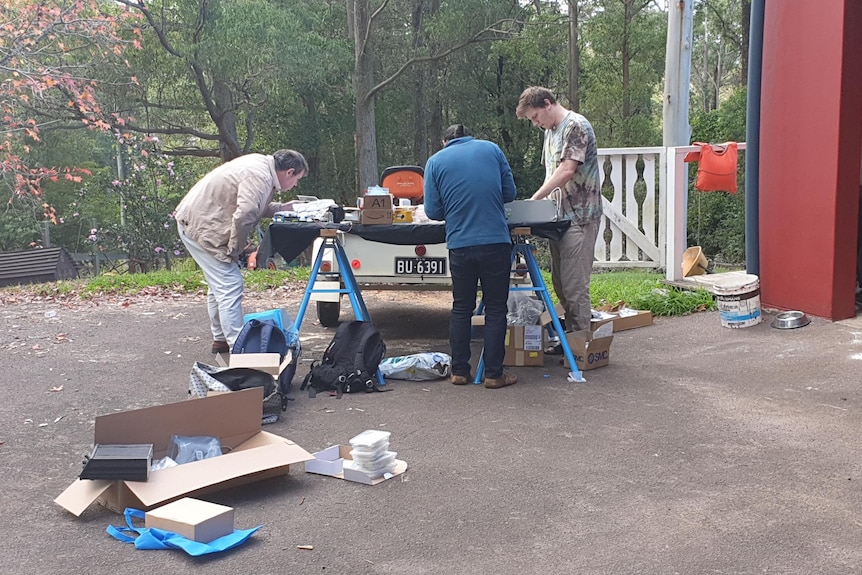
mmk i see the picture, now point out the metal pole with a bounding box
[745,0,766,275]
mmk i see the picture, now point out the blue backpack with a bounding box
[232,319,297,411]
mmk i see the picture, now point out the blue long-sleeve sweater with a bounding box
[423,136,517,249]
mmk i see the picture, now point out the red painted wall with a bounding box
[759,1,862,320]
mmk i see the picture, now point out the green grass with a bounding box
[5,264,713,317]
[577,269,714,316]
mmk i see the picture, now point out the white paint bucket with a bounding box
[713,274,762,328]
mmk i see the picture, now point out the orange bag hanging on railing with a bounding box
[683,142,738,193]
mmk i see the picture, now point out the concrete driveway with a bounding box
[0,289,860,575]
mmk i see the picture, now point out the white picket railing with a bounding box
[594,143,746,281]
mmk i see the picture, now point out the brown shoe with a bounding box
[211,340,230,354]
[450,374,470,385]
[483,371,517,389]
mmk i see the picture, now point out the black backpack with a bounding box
[232,318,298,410]
[300,320,388,398]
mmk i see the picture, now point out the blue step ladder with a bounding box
[474,226,585,384]
[292,229,385,385]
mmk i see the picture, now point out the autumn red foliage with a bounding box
[0,0,143,215]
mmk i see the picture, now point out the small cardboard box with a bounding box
[359,208,394,225]
[55,388,314,517]
[359,194,393,210]
[540,303,653,333]
[591,309,653,332]
[305,444,407,486]
[227,352,281,375]
[145,497,234,543]
[503,324,544,367]
[562,329,614,371]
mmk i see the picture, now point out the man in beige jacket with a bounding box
[175,150,308,353]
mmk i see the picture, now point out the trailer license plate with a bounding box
[395,257,447,275]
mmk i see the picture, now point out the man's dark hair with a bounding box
[516,86,557,119]
[443,124,472,142]
[273,149,309,174]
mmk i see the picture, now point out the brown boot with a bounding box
[450,374,470,385]
[483,371,517,389]
[211,340,230,354]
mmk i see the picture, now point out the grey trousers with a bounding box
[549,220,600,332]
[177,223,245,347]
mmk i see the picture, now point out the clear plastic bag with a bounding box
[506,291,544,325]
[378,352,451,380]
[168,435,222,465]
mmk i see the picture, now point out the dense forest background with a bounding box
[0,0,750,268]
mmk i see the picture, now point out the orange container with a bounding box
[380,166,424,201]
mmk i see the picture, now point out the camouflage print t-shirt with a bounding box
[542,111,602,225]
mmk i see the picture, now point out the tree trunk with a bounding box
[621,1,632,122]
[353,0,379,194]
[300,94,321,179]
[567,0,580,111]
[213,78,241,162]
[428,0,442,157]
[411,0,428,165]
[741,0,750,86]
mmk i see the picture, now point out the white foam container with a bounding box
[350,450,397,471]
[349,430,391,451]
[343,458,398,479]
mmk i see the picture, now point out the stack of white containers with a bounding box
[345,429,398,479]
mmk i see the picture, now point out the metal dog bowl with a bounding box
[771,311,810,329]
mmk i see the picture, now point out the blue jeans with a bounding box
[449,243,512,380]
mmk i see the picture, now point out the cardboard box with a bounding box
[305,444,407,486]
[503,324,544,367]
[55,388,314,517]
[213,348,294,375]
[227,352,281,375]
[540,303,653,333]
[359,208,394,225]
[591,309,653,332]
[359,194,393,210]
[562,329,614,371]
[145,497,234,543]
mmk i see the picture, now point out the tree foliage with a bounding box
[1,0,141,206]
[0,0,752,270]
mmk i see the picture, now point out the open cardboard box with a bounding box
[562,323,614,371]
[591,308,653,332]
[562,331,614,370]
[55,388,313,517]
[540,303,653,333]
[305,444,407,486]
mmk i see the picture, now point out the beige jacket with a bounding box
[175,154,291,263]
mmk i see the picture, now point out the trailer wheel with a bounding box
[316,301,341,328]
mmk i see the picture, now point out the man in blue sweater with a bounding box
[424,124,518,389]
